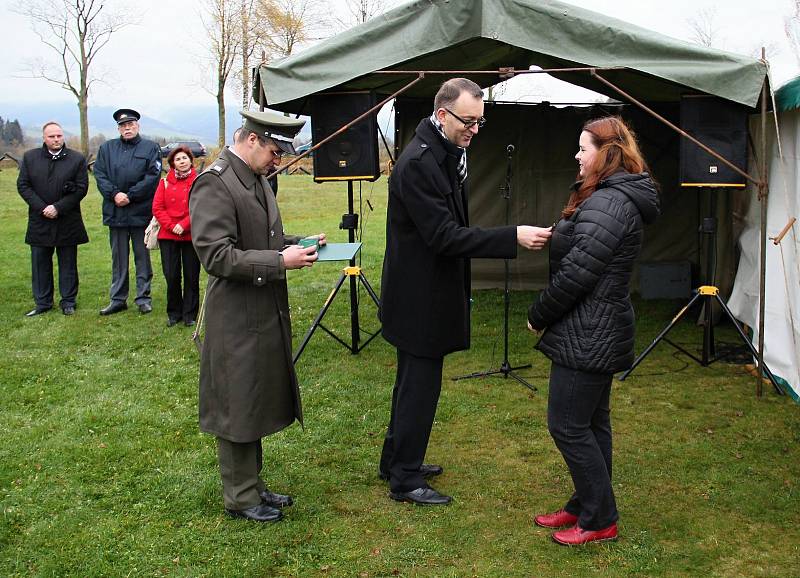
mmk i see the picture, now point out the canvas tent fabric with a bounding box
[394,98,741,297]
[728,108,800,401]
[256,0,766,113]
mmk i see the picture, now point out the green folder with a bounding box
[317,242,362,262]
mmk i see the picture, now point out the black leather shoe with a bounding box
[25,307,51,317]
[138,303,153,314]
[100,302,127,316]
[62,306,75,316]
[225,503,283,523]
[259,489,293,508]
[167,318,179,327]
[184,319,196,327]
[379,463,443,481]
[389,486,452,505]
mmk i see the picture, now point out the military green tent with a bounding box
[255,0,768,294]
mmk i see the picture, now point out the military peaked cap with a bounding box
[240,110,305,155]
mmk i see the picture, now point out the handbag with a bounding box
[145,177,167,250]
[144,216,160,250]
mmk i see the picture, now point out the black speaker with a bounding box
[310,92,380,182]
[680,95,748,188]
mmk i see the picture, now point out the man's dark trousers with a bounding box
[31,245,78,309]
[217,437,267,510]
[108,226,152,306]
[380,349,444,493]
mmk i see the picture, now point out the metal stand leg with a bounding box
[293,266,382,365]
[619,286,784,395]
[452,144,536,392]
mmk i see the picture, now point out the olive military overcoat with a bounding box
[189,148,302,443]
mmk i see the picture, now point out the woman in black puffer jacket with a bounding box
[528,116,660,546]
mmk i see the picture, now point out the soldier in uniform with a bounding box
[189,110,324,523]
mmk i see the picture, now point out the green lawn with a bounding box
[0,167,798,577]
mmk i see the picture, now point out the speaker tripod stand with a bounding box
[453,144,536,392]
[619,285,782,394]
[619,191,782,394]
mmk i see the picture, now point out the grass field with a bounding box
[0,165,798,577]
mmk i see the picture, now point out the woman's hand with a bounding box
[527,320,543,336]
[172,224,184,235]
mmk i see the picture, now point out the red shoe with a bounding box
[534,509,579,529]
[552,522,618,545]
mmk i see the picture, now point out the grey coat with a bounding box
[189,148,302,443]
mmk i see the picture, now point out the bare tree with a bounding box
[255,0,330,59]
[239,0,258,111]
[15,0,128,156]
[202,0,241,149]
[337,0,386,28]
[687,7,721,48]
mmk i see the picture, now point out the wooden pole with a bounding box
[757,48,768,397]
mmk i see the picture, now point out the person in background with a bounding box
[151,145,200,327]
[94,108,162,316]
[17,121,89,317]
[527,116,660,546]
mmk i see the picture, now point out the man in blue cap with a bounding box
[94,108,162,315]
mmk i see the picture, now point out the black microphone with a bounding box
[506,144,515,155]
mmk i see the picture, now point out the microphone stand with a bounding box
[453,144,536,391]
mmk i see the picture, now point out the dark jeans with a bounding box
[159,240,200,322]
[108,226,152,306]
[30,245,78,309]
[547,362,618,530]
[380,349,444,493]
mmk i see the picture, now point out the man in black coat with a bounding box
[17,121,89,316]
[379,78,552,505]
[94,108,162,315]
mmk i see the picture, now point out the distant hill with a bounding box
[0,101,253,145]
[1,100,396,147]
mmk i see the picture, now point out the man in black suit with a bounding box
[17,121,89,317]
[379,78,552,505]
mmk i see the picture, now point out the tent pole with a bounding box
[265,73,426,180]
[590,70,760,185]
[757,50,769,397]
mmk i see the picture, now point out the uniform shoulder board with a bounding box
[202,158,229,176]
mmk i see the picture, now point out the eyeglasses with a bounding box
[443,108,486,129]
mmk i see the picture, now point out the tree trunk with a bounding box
[217,83,226,150]
[242,0,250,111]
[78,95,89,157]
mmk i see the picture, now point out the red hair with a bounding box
[167,145,194,168]
[562,116,648,218]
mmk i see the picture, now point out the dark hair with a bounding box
[433,78,483,111]
[167,145,194,168]
[562,116,649,218]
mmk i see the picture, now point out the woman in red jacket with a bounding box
[152,145,201,327]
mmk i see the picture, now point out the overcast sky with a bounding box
[1,0,797,116]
